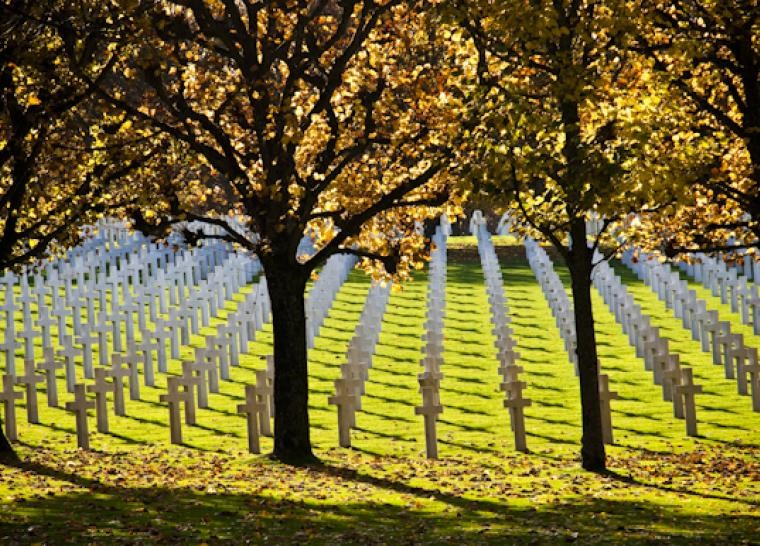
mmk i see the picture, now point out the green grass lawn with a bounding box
[1,238,758,545]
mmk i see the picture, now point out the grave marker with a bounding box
[0,374,23,441]
[674,368,702,437]
[65,384,95,450]
[160,376,190,444]
[237,384,264,454]
[598,374,619,445]
[87,367,114,433]
[15,359,44,424]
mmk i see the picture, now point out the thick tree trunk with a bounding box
[263,260,316,465]
[568,219,606,471]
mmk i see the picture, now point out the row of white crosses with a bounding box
[328,281,392,448]
[473,219,530,452]
[416,219,449,459]
[593,253,703,436]
[677,253,760,336]
[523,238,578,372]
[148,268,274,448]
[622,250,760,413]
[65,273,272,450]
[0,218,273,448]
[305,254,359,348]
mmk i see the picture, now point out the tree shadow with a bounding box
[2,457,756,545]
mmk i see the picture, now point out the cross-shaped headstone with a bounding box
[108,356,131,416]
[742,347,760,412]
[206,334,230,381]
[674,367,702,437]
[328,378,358,448]
[415,383,442,459]
[119,348,142,400]
[86,367,114,433]
[36,304,57,350]
[0,374,23,441]
[159,376,191,445]
[503,381,531,452]
[194,347,220,394]
[152,319,173,373]
[254,369,273,436]
[15,359,44,424]
[57,334,84,393]
[37,347,63,407]
[177,364,201,426]
[137,335,158,387]
[237,384,264,454]
[598,374,619,445]
[76,329,98,379]
[65,383,95,449]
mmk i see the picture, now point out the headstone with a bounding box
[58,336,82,393]
[674,368,702,437]
[236,384,263,454]
[65,383,95,450]
[15,359,44,424]
[38,347,63,407]
[177,364,201,426]
[598,374,619,445]
[0,374,23,441]
[87,367,114,433]
[415,383,442,459]
[137,335,158,387]
[108,357,131,416]
[328,378,358,448]
[76,329,98,379]
[502,380,531,452]
[742,348,760,412]
[254,369,273,436]
[159,376,190,444]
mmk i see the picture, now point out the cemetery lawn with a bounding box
[1,238,759,545]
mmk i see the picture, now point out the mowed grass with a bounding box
[0,238,758,545]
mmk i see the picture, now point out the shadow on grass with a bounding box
[2,458,757,545]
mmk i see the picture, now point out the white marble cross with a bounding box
[65,383,95,449]
[108,357,131,416]
[87,367,114,433]
[674,368,702,437]
[742,348,760,412]
[136,335,158,387]
[237,384,264,454]
[598,374,619,445]
[177,364,201,426]
[15,359,44,423]
[57,336,82,393]
[38,347,63,407]
[502,380,531,452]
[76,329,98,379]
[415,382,442,459]
[328,378,358,448]
[159,376,191,444]
[0,374,23,441]
[254,369,273,436]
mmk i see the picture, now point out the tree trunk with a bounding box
[568,219,606,471]
[263,259,317,465]
[0,421,17,464]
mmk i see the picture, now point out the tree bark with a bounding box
[263,259,317,465]
[0,421,17,464]
[567,218,606,471]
